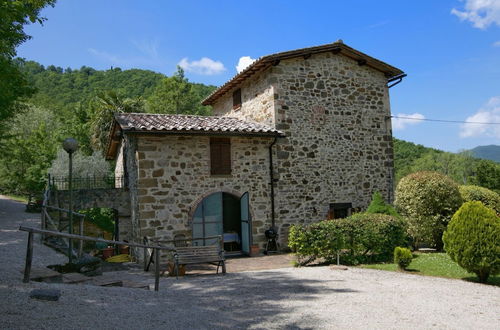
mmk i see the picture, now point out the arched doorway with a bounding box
[192,191,251,255]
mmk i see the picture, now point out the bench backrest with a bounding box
[175,245,223,264]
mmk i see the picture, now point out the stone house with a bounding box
[105,40,404,255]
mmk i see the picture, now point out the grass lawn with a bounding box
[361,252,500,286]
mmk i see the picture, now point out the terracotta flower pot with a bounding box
[102,247,115,260]
[250,245,260,257]
[119,245,130,255]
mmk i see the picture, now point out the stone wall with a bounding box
[212,51,395,247]
[212,71,276,127]
[133,135,274,252]
[51,188,132,240]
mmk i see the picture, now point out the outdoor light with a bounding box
[63,137,78,263]
[62,138,79,154]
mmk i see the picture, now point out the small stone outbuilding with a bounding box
[106,40,405,255]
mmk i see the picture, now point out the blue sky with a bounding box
[18,0,500,152]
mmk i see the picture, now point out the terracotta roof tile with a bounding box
[115,113,284,136]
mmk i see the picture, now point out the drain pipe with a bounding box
[387,73,406,88]
[269,136,278,230]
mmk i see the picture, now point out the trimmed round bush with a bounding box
[443,201,500,283]
[459,185,500,215]
[395,171,463,249]
[394,247,413,270]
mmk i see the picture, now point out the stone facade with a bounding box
[125,134,275,251]
[212,73,276,126]
[212,52,394,245]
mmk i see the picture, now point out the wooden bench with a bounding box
[174,241,226,279]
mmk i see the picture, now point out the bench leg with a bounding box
[221,260,226,274]
[175,259,179,280]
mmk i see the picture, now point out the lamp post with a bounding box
[63,138,78,263]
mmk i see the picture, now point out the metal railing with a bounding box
[19,226,174,291]
[49,175,124,190]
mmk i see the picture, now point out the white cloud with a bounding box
[451,0,500,29]
[391,113,426,131]
[236,56,256,73]
[178,57,226,75]
[493,40,500,47]
[460,96,500,138]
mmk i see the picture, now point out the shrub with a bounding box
[395,171,463,249]
[394,247,413,270]
[442,201,500,283]
[288,213,408,266]
[459,185,500,215]
[365,191,399,217]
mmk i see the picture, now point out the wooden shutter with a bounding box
[232,89,242,110]
[210,138,231,175]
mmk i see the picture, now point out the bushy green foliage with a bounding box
[0,0,55,126]
[288,214,408,266]
[459,185,500,215]
[79,207,115,233]
[443,201,500,283]
[394,247,413,270]
[395,171,463,249]
[0,106,61,195]
[366,191,399,217]
[473,160,500,194]
[146,67,213,115]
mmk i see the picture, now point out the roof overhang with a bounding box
[202,41,405,106]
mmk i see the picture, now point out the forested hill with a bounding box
[17,59,217,116]
[19,60,164,113]
[469,145,500,163]
[393,138,500,193]
[0,60,217,195]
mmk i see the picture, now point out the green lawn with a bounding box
[361,252,500,286]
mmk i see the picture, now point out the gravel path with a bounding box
[1,195,499,329]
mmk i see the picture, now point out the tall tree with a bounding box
[0,105,61,195]
[147,66,212,115]
[0,0,56,127]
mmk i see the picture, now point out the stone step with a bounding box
[89,277,123,287]
[62,272,91,284]
[21,267,63,283]
[121,280,151,290]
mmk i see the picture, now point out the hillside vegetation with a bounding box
[0,60,216,195]
[0,59,498,197]
[393,138,499,194]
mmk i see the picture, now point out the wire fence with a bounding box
[49,176,124,190]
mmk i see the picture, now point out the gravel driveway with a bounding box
[1,195,499,329]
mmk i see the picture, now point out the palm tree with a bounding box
[89,90,144,152]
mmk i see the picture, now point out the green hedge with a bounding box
[289,213,409,266]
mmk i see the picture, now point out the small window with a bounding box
[328,203,352,219]
[210,137,231,175]
[232,89,242,110]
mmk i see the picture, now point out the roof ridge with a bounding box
[202,41,404,106]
